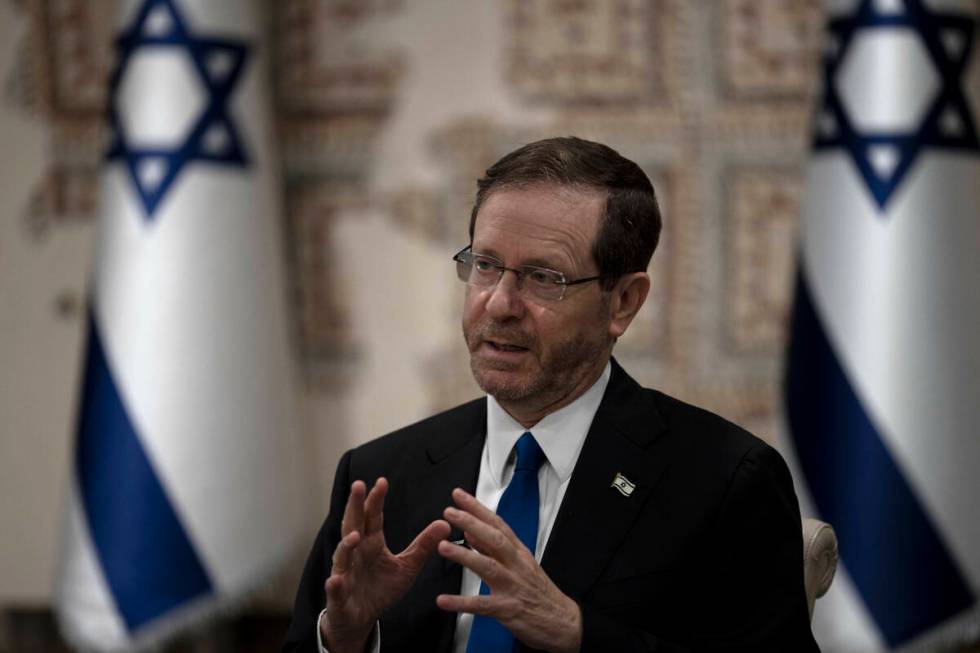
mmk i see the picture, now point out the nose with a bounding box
[484,269,526,320]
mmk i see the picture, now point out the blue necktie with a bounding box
[465,432,546,653]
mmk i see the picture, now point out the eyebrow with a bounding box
[521,257,564,271]
[472,248,566,272]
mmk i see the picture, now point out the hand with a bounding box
[435,488,582,653]
[321,478,451,653]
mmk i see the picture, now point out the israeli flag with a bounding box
[55,1,302,649]
[784,0,980,650]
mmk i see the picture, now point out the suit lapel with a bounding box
[402,399,487,567]
[540,360,671,600]
[398,400,486,653]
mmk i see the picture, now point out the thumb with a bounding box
[399,519,451,569]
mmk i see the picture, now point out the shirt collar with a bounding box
[485,361,611,488]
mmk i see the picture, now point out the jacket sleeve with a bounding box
[282,450,353,652]
[577,444,819,653]
[703,443,819,652]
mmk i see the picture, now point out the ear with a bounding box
[607,272,651,339]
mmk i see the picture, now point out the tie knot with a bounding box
[514,432,545,472]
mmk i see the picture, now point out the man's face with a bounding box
[462,184,614,414]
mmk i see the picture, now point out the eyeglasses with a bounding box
[452,246,603,302]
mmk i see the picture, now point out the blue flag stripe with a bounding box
[75,315,213,631]
[784,270,975,647]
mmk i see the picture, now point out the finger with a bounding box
[325,573,347,605]
[452,488,522,548]
[400,519,451,569]
[341,480,368,537]
[443,506,516,562]
[437,539,510,588]
[363,477,388,536]
[331,530,362,574]
[436,592,515,617]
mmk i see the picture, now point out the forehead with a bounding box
[472,185,605,270]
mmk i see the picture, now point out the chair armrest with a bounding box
[802,518,839,618]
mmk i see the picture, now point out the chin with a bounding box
[470,361,538,401]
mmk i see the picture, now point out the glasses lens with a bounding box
[469,254,502,286]
[452,249,567,301]
[455,256,471,283]
[454,250,499,286]
[523,267,565,301]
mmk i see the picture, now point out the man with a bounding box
[284,137,818,652]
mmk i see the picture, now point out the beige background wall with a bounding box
[0,0,821,619]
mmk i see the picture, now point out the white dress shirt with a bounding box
[319,362,611,653]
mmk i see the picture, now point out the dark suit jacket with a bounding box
[283,360,819,652]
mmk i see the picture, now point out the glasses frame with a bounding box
[452,246,603,302]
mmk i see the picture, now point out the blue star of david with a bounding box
[106,0,250,220]
[814,0,979,211]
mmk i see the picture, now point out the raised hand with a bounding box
[321,478,450,653]
[435,488,582,653]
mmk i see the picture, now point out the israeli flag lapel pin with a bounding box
[611,472,636,497]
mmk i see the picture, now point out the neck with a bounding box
[497,357,609,428]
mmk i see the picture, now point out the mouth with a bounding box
[476,338,532,363]
[485,340,529,353]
